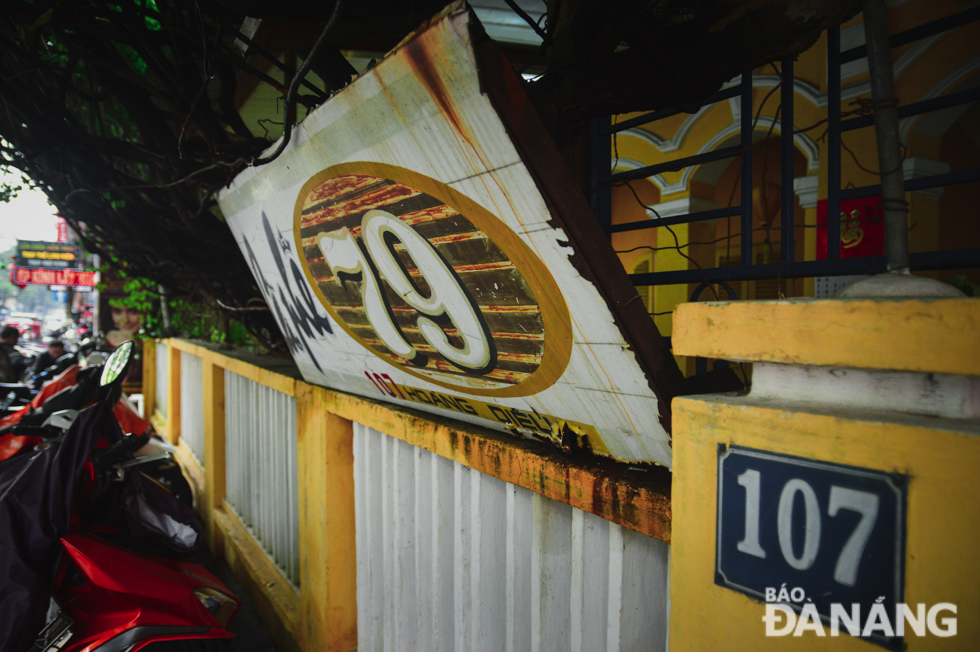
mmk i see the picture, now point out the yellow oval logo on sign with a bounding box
[293,162,572,398]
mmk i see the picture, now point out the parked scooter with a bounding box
[0,341,240,652]
[0,349,77,416]
[25,352,79,391]
[0,352,194,505]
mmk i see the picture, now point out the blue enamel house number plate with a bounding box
[716,445,907,647]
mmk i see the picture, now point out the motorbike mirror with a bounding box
[53,352,76,375]
[84,351,109,367]
[100,340,134,387]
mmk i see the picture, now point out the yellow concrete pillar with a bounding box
[142,338,156,423]
[669,299,980,651]
[165,340,181,445]
[296,383,358,652]
[202,360,226,556]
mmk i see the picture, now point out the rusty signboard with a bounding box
[217,4,681,466]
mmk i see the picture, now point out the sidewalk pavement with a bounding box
[193,548,282,652]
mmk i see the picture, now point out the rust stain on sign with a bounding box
[404,36,466,143]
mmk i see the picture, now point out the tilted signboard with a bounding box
[217,4,681,465]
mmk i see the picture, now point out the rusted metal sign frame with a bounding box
[217,2,682,466]
[467,19,684,429]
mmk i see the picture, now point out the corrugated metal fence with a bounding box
[150,340,671,652]
[179,351,204,465]
[224,369,301,587]
[353,422,670,652]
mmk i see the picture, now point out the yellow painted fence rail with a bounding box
[143,338,672,652]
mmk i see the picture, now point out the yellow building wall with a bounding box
[609,0,980,376]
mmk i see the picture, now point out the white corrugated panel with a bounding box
[179,352,204,465]
[353,423,669,652]
[155,341,168,417]
[224,370,300,587]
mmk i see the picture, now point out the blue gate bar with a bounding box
[839,3,980,64]
[607,145,742,184]
[608,205,742,234]
[603,84,744,135]
[628,249,980,286]
[839,167,980,201]
[841,86,980,132]
[780,58,795,265]
[827,25,842,261]
[740,70,753,266]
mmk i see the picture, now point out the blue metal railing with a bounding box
[591,5,980,291]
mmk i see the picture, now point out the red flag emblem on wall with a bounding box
[816,195,885,259]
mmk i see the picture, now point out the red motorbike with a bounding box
[0,341,240,652]
[34,533,239,652]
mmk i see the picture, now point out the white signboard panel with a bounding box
[217,5,678,466]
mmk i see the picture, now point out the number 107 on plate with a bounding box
[715,446,907,625]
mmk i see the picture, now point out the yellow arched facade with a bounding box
[610,0,980,375]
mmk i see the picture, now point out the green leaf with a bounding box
[31,9,54,31]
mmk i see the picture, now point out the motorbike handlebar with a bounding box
[90,432,148,476]
[0,423,48,437]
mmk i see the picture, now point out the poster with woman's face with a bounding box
[98,271,144,391]
[106,306,143,347]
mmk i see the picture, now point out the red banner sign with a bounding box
[816,195,885,259]
[12,266,96,287]
[56,218,69,243]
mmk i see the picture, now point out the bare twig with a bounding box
[251,0,344,167]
